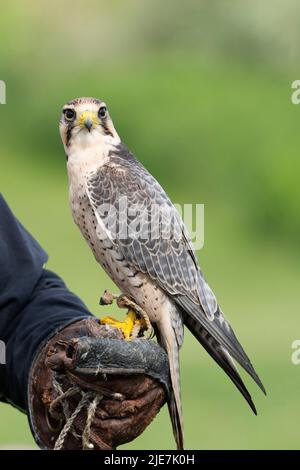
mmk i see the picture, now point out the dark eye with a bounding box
[98,106,107,119]
[63,108,75,121]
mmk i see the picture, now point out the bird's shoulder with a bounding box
[87,142,172,207]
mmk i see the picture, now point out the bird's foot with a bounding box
[100,310,137,340]
[99,290,154,340]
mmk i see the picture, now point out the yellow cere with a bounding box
[78,111,100,127]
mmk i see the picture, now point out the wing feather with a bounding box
[86,147,206,306]
[85,144,265,395]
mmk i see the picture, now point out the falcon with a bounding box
[59,97,265,449]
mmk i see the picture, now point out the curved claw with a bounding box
[99,290,154,340]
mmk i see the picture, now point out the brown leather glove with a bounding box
[28,318,169,450]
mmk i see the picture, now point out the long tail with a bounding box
[175,293,266,415]
[183,314,257,414]
[156,325,184,450]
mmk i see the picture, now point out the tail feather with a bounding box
[157,325,184,450]
[168,390,184,450]
[176,296,266,395]
[184,314,257,414]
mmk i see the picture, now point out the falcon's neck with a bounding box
[66,131,120,197]
[66,131,120,174]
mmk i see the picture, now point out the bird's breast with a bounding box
[66,156,180,328]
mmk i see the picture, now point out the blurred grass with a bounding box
[0,0,300,450]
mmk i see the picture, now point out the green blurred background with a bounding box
[0,0,299,450]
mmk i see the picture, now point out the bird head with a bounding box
[59,97,120,154]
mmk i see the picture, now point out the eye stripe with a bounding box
[66,125,73,146]
[101,122,114,137]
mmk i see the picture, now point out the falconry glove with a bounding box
[28,318,169,450]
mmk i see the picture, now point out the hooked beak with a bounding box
[78,111,97,132]
[84,117,93,132]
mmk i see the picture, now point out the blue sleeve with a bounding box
[0,194,93,411]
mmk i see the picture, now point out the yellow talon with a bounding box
[99,290,153,339]
[100,309,137,340]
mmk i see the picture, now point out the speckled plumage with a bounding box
[60,97,265,450]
